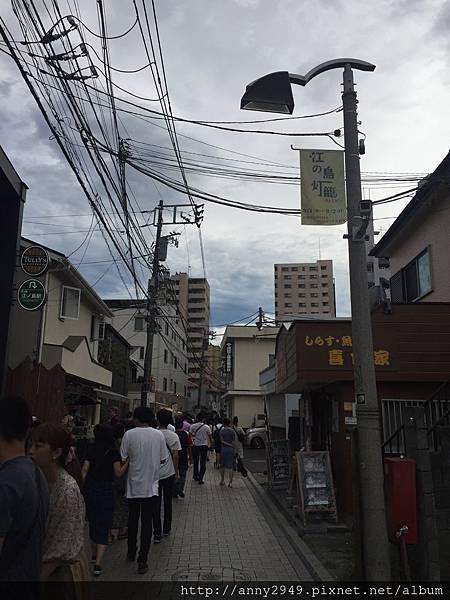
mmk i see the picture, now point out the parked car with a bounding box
[245,426,267,449]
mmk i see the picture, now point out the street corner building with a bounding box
[5,237,131,431]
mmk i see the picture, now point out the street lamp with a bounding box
[241,59,390,581]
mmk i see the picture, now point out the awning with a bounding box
[94,388,130,404]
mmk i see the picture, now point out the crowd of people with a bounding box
[0,395,248,586]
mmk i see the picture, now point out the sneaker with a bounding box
[93,564,102,577]
[198,480,204,485]
[137,563,148,575]
[153,536,162,543]
[193,476,198,481]
[178,491,185,498]
[163,531,170,537]
[126,553,136,562]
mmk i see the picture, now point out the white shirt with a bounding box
[190,422,211,446]
[120,426,167,498]
[159,429,181,479]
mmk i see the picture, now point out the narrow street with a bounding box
[100,459,326,582]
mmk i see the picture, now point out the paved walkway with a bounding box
[101,462,316,582]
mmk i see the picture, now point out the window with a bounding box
[284,303,292,308]
[284,275,292,280]
[311,293,318,297]
[321,265,327,270]
[60,286,81,320]
[298,284,305,289]
[299,275,306,279]
[309,266,318,271]
[311,303,319,307]
[284,284,292,289]
[322,283,328,287]
[291,267,298,271]
[322,274,328,278]
[164,350,168,363]
[390,248,432,302]
[322,291,329,296]
[139,347,145,359]
[285,293,292,298]
[299,293,306,298]
[323,302,329,307]
[299,303,306,307]
[310,274,318,279]
[163,378,167,392]
[274,283,278,289]
[311,284,318,288]
[281,267,289,271]
[134,316,144,331]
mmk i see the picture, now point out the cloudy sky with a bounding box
[1,0,449,338]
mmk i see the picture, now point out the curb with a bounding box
[246,471,334,582]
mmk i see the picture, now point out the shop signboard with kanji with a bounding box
[300,149,346,225]
[18,279,46,311]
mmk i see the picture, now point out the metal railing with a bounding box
[424,380,450,451]
[382,424,406,456]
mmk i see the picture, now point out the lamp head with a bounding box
[240,71,294,114]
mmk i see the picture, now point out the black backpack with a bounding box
[213,425,222,444]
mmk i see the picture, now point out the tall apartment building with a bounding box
[274,259,336,321]
[171,273,210,406]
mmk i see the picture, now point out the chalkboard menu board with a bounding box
[296,451,337,525]
[267,439,290,487]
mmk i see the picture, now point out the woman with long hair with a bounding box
[81,424,128,576]
[30,423,89,585]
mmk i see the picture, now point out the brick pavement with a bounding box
[100,462,315,582]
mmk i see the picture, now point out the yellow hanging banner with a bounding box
[300,149,347,225]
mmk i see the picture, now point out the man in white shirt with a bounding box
[154,410,181,541]
[120,406,167,575]
[190,413,212,485]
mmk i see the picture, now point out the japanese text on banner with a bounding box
[300,149,347,225]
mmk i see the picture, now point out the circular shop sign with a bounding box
[21,245,49,276]
[18,279,46,311]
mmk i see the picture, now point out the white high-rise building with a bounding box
[274,259,336,321]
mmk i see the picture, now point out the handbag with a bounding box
[236,456,248,478]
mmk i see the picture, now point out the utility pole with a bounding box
[140,200,163,407]
[342,64,390,579]
[140,201,205,408]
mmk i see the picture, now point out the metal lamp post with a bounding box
[241,58,390,581]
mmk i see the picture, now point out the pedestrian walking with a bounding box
[81,424,128,576]
[110,423,129,543]
[219,418,237,487]
[120,406,167,575]
[0,396,49,582]
[232,416,245,460]
[213,420,223,468]
[190,413,212,485]
[154,410,181,541]
[30,423,89,585]
[174,417,191,498]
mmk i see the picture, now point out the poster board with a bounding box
[296,451,337,525]
[267,439,290,488]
